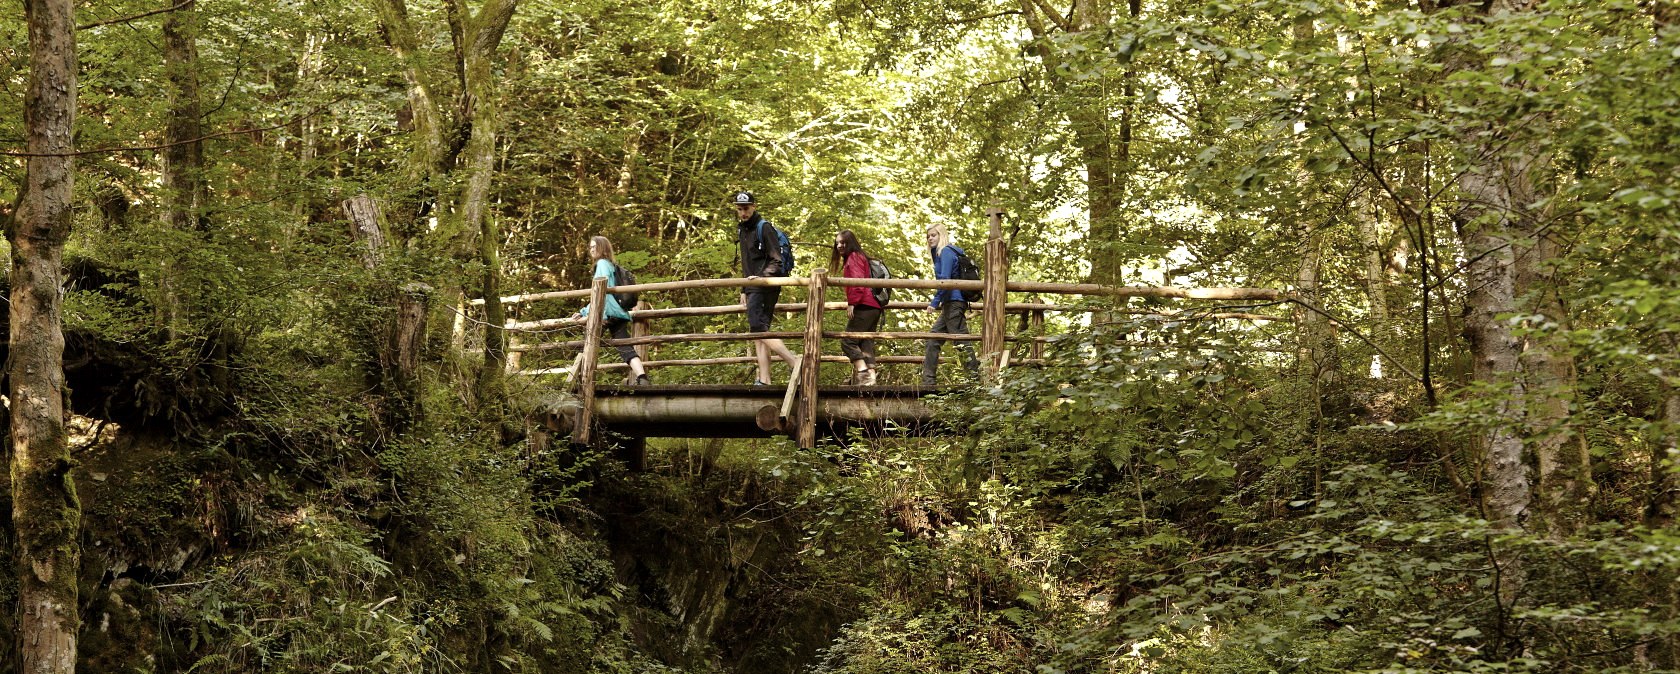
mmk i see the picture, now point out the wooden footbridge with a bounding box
[476,212,1289,448]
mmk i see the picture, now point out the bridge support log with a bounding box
[578,393,936,438]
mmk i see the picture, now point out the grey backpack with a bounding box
[868,257,892,306]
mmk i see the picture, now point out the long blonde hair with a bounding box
[589,235,618,265]
[926,222,953,257]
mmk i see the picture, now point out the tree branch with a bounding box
[954,10,1023,26]
[1030,0,1073,32]
[1288,297,1426,386]
[77,0,195,31]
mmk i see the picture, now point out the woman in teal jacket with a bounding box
[576,236,649,385]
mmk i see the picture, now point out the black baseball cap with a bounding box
[729,191,756,206]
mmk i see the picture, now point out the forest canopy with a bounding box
[2,0,1679,672]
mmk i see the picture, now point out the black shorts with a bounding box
[744,287,781,332]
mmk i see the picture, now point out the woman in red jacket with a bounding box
[830,229,882,386]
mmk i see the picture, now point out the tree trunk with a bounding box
[1019,0,1134,285]
[161,1,204,233]
[374,0,449,242]
[1290,18,1339,391]
[345,195,432,431]
[1446,0,1582,539]
[1456,179,1531,533]
[1518,233,1588,536]
[9,0,81,671]
[1356,191,1391,328]
[373,0,519,408]
[158,0,203,338]
[455,0,522,407]
[1649,385,1680,528]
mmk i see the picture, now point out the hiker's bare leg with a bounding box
[755,341,774,383]
[764,337,797,366]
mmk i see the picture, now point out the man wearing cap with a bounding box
[732,191,799,385]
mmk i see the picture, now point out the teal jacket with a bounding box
[578,258,632,321]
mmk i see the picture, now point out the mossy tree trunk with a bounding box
[372,0,520,409]
[8,0,80,671]
[461,6,513,403]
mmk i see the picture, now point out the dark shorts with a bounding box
[745,287,782,332]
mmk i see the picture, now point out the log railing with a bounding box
[485,213,1289,447]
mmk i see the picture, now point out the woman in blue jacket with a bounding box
[576,236,649,385]
[922,223,979,387]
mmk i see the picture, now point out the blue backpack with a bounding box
[757,220,794,277]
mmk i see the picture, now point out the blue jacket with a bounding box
[579,258,632,321]
[929,245,968,308]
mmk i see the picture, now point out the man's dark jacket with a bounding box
[736,213,785,278]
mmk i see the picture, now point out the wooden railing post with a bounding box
[574,276,608,445]
[981,206,1009,378]
[798,269,827,448]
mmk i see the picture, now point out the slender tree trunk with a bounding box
[285,31,324,249]
[1649,384,1680,528]
[1357,203,1391,316]
[162,1,204,233]
[158,0,203,339]
[1289,19,1339,391]
[9,0,80,671]
[464,77,506,400]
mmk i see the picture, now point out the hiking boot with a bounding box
[860,368,877,386]
[635,374,651,386]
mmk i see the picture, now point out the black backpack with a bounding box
[611,263,639,310]
[951,246,983,305]
[867,257,892,306]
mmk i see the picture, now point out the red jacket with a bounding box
[842,252,881,309]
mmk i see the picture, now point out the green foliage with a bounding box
[4,0,1679,671]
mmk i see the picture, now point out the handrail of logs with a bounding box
[490,209,1291,447]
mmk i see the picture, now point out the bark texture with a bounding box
[1448,0,1582,537]
[9,0,81,671]
[375,0,448,242]
[344,195,432,430]
[454,0,521,403]
[1356,193,1391,328]
[161,0,204,233]
[1456,158,1532,532]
